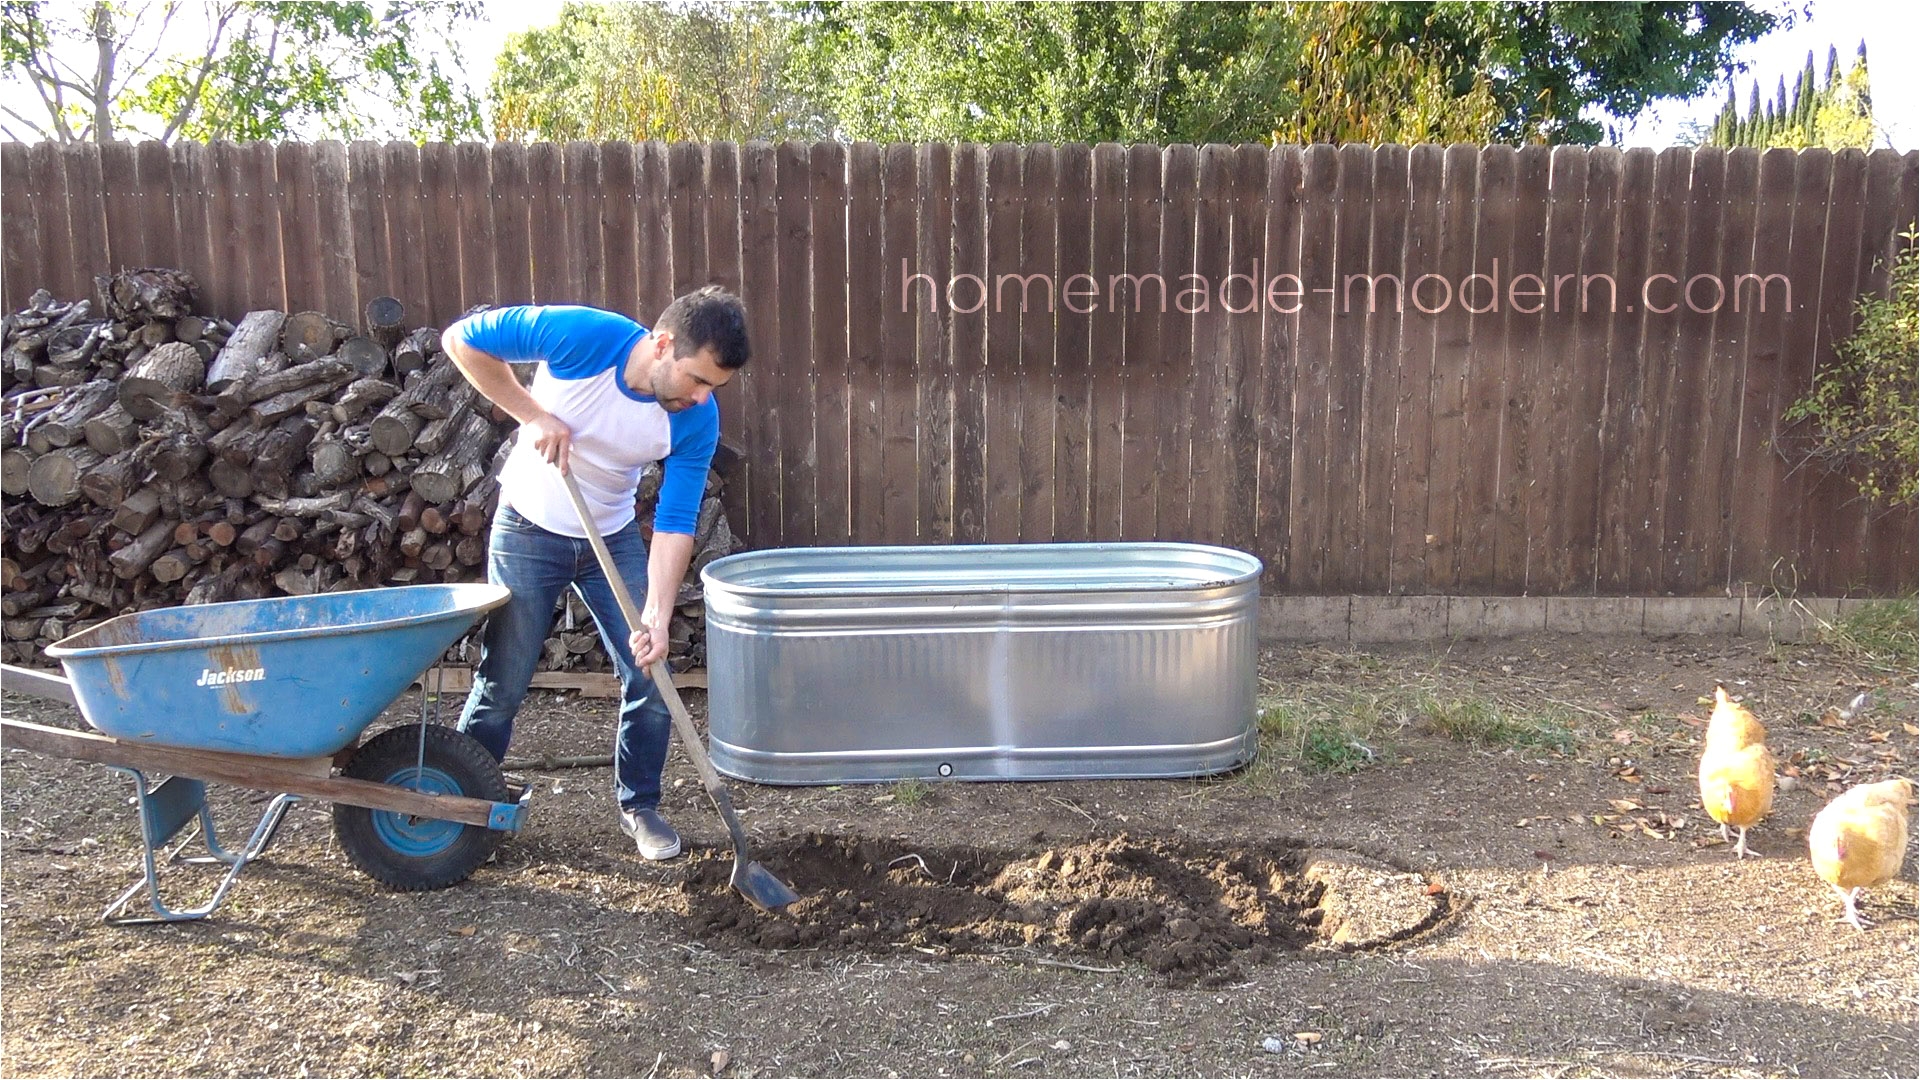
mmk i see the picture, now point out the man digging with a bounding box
[441,288,751,860]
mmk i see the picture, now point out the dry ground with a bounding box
[1,630,1915,1078]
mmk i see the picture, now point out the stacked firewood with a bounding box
[1,270,742,676]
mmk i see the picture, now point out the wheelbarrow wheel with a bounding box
[333,725,509,892]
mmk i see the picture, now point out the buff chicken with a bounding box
[1698,685,1775,859]
[1808,778,1915,930]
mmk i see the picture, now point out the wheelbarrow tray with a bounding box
[44,584,509,758]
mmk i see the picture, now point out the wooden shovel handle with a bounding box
[556,471,727,795]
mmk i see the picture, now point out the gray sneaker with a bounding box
[619,808,682,861]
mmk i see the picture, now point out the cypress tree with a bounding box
[1855,41,1872,114]
[1710,83,1738,145]
[1796,54,1816,140]
[1704,42,1878,150]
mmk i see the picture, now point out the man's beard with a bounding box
[650,369,688,410]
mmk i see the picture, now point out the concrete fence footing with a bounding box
[1259,595,1865,644]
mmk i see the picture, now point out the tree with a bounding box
[789,0,1775,146]
[789,1,1302,145]
[1271,1,1502,145]
[490,2,820,143]
[1704,41,1877,150]
[0,1,484,144]
[1366,2,1779,144]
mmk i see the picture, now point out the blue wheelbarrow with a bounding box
[0,583,526,924]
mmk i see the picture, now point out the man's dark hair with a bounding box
[657,286,751,369]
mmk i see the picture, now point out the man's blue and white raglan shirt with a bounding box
[449,305,719,539]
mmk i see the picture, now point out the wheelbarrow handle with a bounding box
[555,472,728,797]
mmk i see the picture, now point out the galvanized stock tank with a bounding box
[699,542,1263,784]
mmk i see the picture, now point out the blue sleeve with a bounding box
[654,399,720,535]
[451,306,646,378]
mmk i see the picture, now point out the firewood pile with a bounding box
[1,269,742,676]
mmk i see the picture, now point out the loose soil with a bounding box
[2,633,1914,1078]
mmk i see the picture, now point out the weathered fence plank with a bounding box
[917,143,957,545]
[774,141,815,546]
[877,144,919,544]
[1,144,40,311]
[490,142,533,306]
[1015,143,1058,543]
[1118,143,1163,543]
[1389,144,1443,593]
[169,142,212,310]
[1564,146,1621,595]
[846,141,886,543]
[737,141,782,547]
[63,144,109,295]
[1531,144,1589,594]
[1256,146,1305,588]
[810,140,851,545]
[1156,145,1199,544]
[135,140,179,272]
[705,141,748,536]
[1360,144,1409,591]
[1085,143,1128,545]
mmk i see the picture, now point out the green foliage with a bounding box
[0,1,483,143]
[1388,1,1776,144]
[4,0,1775,146]
[789,0,1772,146]
[1705,41,1877,150]
[1300,727,1376,773]
[1272,1,1501,145]
[1782,232,1918,506]
[1819,596,1919,676]
[789,1,1302,145]
[490,2,818,142]
[1256,696,1382,775]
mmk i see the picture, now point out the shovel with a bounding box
[558,470,799,913]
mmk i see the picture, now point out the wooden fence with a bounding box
[3,140,1915,596]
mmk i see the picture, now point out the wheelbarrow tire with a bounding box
[332,725,509,892]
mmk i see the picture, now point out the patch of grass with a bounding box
[1240,662,1596,786]
[1301,727,1376,773]
[1414,691,1579,755]
[1819,595,1918,675]
[1252,689,1399,777]
[892,778,932,806]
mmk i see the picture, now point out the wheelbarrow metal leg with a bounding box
[173,789,300,868]
[101,766,301,924]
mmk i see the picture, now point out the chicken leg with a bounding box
[1834,884,1872,930]
[1721,822,1758,859]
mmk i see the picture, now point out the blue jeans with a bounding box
[458,505,673,813]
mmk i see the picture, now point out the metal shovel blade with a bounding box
[712,786,800,912]
[733,860,801,912]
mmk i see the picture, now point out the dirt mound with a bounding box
[681,833,1453,984]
